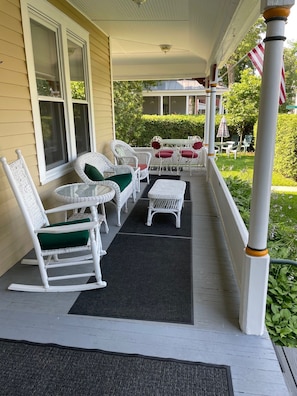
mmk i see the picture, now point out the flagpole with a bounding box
[219,52,249,80]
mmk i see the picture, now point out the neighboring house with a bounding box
[143,80,228,115]
[0,0,114,275]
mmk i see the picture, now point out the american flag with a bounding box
[248,42,286,105]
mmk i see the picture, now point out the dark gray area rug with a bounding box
[69,177,193,323]
[0,338,234,396]
[120,199,192,237]
[69,233,193,323]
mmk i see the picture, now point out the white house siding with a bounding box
[0,0,114,276]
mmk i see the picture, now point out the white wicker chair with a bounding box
[0,150,107,292]
[74,152,135,226]
[110,139,151,185]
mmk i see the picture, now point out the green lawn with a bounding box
[215,153,297,187]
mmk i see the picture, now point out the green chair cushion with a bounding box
[106,173,132,192]
[38,218,91,250]
[84,163,132,192]
[84,163,104,181]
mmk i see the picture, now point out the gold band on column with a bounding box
[263,7,290,21]
[245,246,269,257]
[208,153,215,157]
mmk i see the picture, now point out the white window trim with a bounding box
[21,0,95,184]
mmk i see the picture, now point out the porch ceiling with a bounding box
[67,0,261,81]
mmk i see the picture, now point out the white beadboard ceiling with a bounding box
[67,0,261,81]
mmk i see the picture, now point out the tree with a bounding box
[223,69,261,142]
[113,81,158,145]
[220,18,266,86]
[113,81,144,146]
[280,41,297,113]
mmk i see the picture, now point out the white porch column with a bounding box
[186,95,189,115]
[203,89,211,147]
[159,95,163,115]
[218,94,224,115]
[207,83,216,158]
[240,3,293,335]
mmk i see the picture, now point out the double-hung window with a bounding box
[22,0,93,183]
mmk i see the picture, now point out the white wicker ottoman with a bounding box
[146,179,186,228]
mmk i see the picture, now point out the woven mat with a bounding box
[0,338,234,396]
[69,233,193,324]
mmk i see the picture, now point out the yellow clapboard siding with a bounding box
[2,0,21,19]
[0,8,22,33]
[0,54,27,74]
[0,0,114,275]
[0,109,33,123]
[0,82,30,99]
[0,97,31,111]
[0,40,26,61]
[0,122,34,136]
[0,69,29,87]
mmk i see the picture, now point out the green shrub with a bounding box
[139,115,204,146]
[274,114,297,181]
[266,266,297,347]
[139,114,244,147]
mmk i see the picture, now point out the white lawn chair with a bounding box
[0,150,107,292]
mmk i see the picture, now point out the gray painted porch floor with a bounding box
[0,169,290,395]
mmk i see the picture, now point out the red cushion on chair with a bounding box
[139,163,148,170]
[180,150,198,158]
[152,141,161,149]
[193,141,203,150]
[155,151,173,159]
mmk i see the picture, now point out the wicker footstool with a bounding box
[146,179,186,228]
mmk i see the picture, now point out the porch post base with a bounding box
[239,253,270,335]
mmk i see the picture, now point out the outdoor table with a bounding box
[162,138,196,147]
[54,183,115,234]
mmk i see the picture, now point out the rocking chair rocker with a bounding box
[0,150,107,292]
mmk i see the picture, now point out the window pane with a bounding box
[68,40,86,100]
[73,103,90,154]
[30,20,61,97]
[40,102,67,169]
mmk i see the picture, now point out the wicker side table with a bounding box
[146,179,186,228]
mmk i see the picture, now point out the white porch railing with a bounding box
[207,157,248,289]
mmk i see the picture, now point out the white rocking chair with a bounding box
[0,150,107,292]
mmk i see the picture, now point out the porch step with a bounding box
[274,344,297,395]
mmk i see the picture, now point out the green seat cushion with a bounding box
[38,218,91,250]
[84,163,104,181]
[106,173,132,191]
[84,163,132,192]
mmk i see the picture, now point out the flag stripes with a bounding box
[248,42,286,105]
[247,42,265,76]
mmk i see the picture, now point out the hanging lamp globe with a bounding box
[132,0,147,6]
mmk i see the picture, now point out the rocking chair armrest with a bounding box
[35,221,98,234]
[45,201,99,215]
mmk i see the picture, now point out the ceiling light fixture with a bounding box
[132,0,147,6]
[160,44,172,54]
